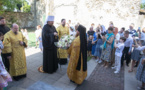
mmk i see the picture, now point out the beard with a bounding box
[14,32,18,35]
[62,24,65,27]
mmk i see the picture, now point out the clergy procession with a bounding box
[0,14,145,90]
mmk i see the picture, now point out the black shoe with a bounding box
[13,77,20,81]
[20,74,27,78]
[70,80,75,83]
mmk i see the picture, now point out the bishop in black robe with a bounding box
[42,24,58,74]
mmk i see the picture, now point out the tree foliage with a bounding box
[141,3,145,9]
[21,1,31,12]
[0,0,29,13]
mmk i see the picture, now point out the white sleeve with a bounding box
[136,46,145,51]
[117,44,122,49]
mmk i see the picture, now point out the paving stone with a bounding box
[28,72,48,81]
[27,81,62,90]
[7,48,98,90]
[53,82,67,89]
[9,87,26,90]
[124,66,141,90]
[16,78,36,89]
[41,78,57,85]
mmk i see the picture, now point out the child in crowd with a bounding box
[112,37,126,73]
[35,25,42,48]
[38,32,43,53]
[87,35,93,56]
[0,32,12,90]
[94,32,103,63]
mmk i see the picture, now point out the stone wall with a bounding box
[138,15,145,29]
[1,12,35,28]
[31,0,142,30]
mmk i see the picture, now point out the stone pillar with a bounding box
[48,0,54,15]
[45,0,54,22]
[33,0,37,26]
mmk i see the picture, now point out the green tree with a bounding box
[0,0,25,13]
[21,1,31,12]
[140,3,145,9]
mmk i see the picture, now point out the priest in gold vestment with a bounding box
[67,25,87,85]
[2,24,27,81]
[56,19,69,65]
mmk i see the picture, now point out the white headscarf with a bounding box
[101,25,106,33]
[70,26,75,32]
[44,16,54,25]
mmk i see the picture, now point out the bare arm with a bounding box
[114,40,117,48]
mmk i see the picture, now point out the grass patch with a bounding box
[28,32,36,47]
[87,56,92,61]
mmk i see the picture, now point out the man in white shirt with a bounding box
[121,31,133,67]
[35,25,42,48]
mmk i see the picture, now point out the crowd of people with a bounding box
[87,22,145,89]
[0,15,145,90]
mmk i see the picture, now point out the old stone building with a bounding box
[29,0,143,29]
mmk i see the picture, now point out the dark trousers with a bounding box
[2,54,10,71]
[59,58,67,65]
[121,47,131,66]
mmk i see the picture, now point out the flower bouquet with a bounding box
[54,35,75,49]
